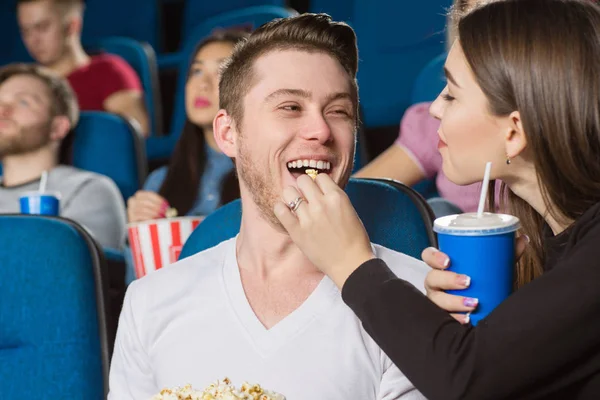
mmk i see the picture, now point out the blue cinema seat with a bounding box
[180,177,437,260]
[0,215,112,398]
[73,111,148,200]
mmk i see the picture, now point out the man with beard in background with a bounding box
[0,63,126,250]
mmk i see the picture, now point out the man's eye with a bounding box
[281,105,301,112]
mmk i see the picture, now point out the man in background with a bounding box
[0,63,126,250]
[16,0,150,136]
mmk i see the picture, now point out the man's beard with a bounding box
[0,119,52,157]
[236,135,284,229]
[235,132,355,230]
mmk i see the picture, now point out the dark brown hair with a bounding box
[157,31,248,215]
[459,0,600,287]
[219,13,359,126]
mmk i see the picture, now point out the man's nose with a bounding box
[301,114,333,144]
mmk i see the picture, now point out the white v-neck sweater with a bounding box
[108,238,429,400]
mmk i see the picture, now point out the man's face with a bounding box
[233,49,357,226]
[0,74,53,156]
[17,0,70,66]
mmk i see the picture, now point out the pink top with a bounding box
[395,102,498,213]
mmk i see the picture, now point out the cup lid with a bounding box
[19,191,61,200]
[434,212,520,236]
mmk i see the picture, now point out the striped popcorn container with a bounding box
[127,216,204,279]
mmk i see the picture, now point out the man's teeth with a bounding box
[287,159,331,170]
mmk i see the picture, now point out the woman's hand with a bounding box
[274,174,375,289]
[127,191,169,223]
[422,234,529,324]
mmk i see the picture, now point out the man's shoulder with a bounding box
[143,166,168,191]
[128,238,234,297]
[372,243,429,292]
[90,53,132,72]
[52,166,118,192]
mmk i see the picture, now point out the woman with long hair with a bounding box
[275,0,600,398]
[125,31,247,281]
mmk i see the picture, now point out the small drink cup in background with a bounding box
[434,212,520,325]
[19,191,61,216]
[19,170,60,216]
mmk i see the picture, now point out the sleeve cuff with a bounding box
[341,258,397,308]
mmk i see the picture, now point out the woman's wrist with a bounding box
[329,250,376,290]
[341,258,397,306]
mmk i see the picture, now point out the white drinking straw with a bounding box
[477,162,492,218]
[39,170,48,194]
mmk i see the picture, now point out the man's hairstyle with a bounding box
[17,0,84,15]
[0,63,79,127]
[219,13,359,125]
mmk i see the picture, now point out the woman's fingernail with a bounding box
[435,252,450,267]
[523,234,530,244]
[463,297,478,308]
[457,274,471,287]
[158,202,169,218]
[464,313,471,324]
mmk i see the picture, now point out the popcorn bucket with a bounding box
[128,216,204,279]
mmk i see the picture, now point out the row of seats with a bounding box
[0,46,445,202]
[0,0,286,64]
[0,177,437,398]
[0,1,452,132]
[0,2,451,201]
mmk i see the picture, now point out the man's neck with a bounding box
[1,148,58,187]
[236,198,322,281]
[235,196,325,329]
[48,42,90,77]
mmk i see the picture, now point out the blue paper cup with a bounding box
[19,192,60,216]
[433,212,520,325]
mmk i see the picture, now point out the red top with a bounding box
[66,54,142,111]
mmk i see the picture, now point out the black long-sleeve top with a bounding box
[342,202,600,400]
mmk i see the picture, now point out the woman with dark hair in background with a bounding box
[125,31,247,282]
[275,0,600,398]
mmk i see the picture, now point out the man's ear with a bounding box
[66,14,83,37]
[49,116,71,142]
[504,111,527,159]
[213,109,238,158]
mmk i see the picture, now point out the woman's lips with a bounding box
[194,97,211,108]
[437,131,447,149]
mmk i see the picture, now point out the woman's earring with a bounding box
[506,155,511,165]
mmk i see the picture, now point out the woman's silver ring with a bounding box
[288,196,305,212]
